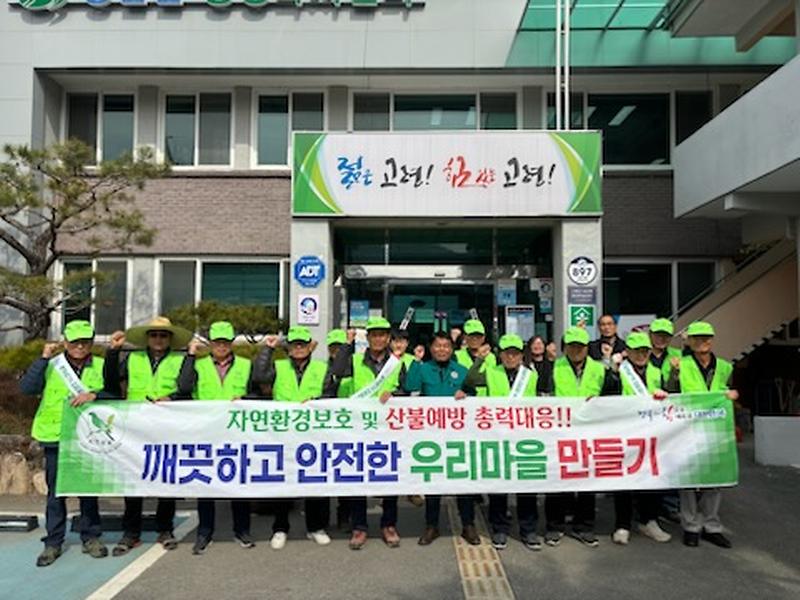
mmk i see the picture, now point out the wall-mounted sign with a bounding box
[13,0,423,12]
[567,256,598,286]
[297,294,320,325]
[293,255,326,288]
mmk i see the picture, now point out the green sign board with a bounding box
[569,304,595,327]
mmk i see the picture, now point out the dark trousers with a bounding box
[545,492,595,532]
[425,495,475,528]
[614,491,661,530]
[43,445,101,547]
[272,498,330,534]
[351,496,398,531]
[489,494,538,536]
[196,500,250,539]
[121,497,176,537]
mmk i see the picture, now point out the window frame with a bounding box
[61,90,139,165]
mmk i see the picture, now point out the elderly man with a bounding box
[455,319,496,396]
[105,316,192,556]
[588,314,626,361]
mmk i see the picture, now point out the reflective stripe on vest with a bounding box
[126,351,184,401]
[351,353,401,398]
[455,349,496,397]
[273,359,327,402]
[193,356,252,400]
[485,364,538,398]
[552,356,606,397]
[31,356,106,443]
[679,355,732,393]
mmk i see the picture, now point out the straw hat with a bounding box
[125,316,193,350]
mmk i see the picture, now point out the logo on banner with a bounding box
[294,256,326,288]
[568,256,598,286]
[77,406,123,454]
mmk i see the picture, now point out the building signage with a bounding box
[567,256,598,286]
[297,294,320,325]
[293,255,326,288]
[13,0,422,12]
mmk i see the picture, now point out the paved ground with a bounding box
[2,439,799,600]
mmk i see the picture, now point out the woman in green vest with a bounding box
[609,332,672,547]
[20,320,111,567]
[455,319,496,396]
[666,321,738,549]
[178,321,257,555]
[253,326,332,550]
[104,316,192,557]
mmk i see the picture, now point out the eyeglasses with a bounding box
[148,331,171,339]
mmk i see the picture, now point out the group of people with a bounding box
[21,312,738,567]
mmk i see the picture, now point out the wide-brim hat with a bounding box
[126,316,193,350]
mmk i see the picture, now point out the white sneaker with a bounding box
[307,529,331,546]
[638,520,672,543]
[612,528,630,545]
[270,532,288,550]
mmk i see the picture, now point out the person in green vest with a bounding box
[390,328,416,370]
[648,318,682,382]
[546,326,615,549]
[607,332,672,546]
[104,316,192,557]
[455,319,496,396]
[177,321,258,555]
[666,321,738,549]
[253,325,332,550]
[464,333,545,551]
[323,316,408,550]
[20,320,111,567]
[404,331,479,547]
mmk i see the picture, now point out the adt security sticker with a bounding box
[294,256,326,288]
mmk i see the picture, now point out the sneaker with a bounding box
[569,529,599,548]
[112,535,142,557]
[36,545,62,567]
[381,526,401,548]
[82,538,108,558]
[612,528,630,545]
[270,532,288,550]
[192,535,212,555]
[491,532,508,550]
[235,533,256,549]
[418,527,440,546]
[701,530,732,549]
[461,525,480,546]
[349,530,367,550]
[544,530,564,547]
[156,531,178,550]
[522,533,543,551]
[638,520,671,543]
[307,529,331,546]
[683,531,699,547]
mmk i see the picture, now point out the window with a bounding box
[334,228,386,265]
[546,92,584,129]
[394,95,476,130]
[678,261,715,310]
[67,94,98,163]
[102,95,134,161]
[480,93,517,130]
[604,264,672,316]
[292,93,324,132]
[160,261,196,313]
[588,94,670,165]
[202,263,280,307]
[165,93,231,166]
[496,228,552,269]
[388,228,492,265]
[353,93,390,131]
[67,93,136,164]
[257,96,289,165]
[62,261,92,322]
[60,259,128,335]
[676,91,713,145]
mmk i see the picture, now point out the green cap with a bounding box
[63,320,95,342]
[366,316,391,331]
[287,326,312,343]
[463,319,486,336]
[209,321,235,341]
[326,329,347,346]
[498,334,524,351]
[687,321,715,337]
[626,331,652,350]
[563,326,590,345]
[649,318,674,335]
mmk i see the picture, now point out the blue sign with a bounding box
[294,256,326,288]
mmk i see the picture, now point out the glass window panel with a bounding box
[388,228,492,265]
[67,94,98,164]
[201,263,279,306]
[678,262,715,311]
[95,261,127,335]
[496,228,552,270]
[353,93,390,131]
[102,94,134,161]
[588,94,669,164]
[257,95,289,165]
[160,261,196,313]
[480,93,517,130]
[334,228,386,265]
[198,93,231,165]
[165,95,195,166]
[603,263,672,316]
[292,93,324,131]
[394,95,476,131]
[676,91,713,144]
[547,92,584,129]
[62,261,92,323]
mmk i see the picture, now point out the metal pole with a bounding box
[555,0,562,130]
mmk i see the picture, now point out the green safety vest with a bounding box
[126,351,184,402]
[273,358,328,403]
[31,356,106,443]
[193,355,252,400]
[652,347,682,383]
[679,355,732,393]
[485,364,538,398]
[337,377,354,398]
[621,363,663,396]
[400,353,415,369]
[456,348,496,397]
[553,356,606,397]
[351,353,402,398]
